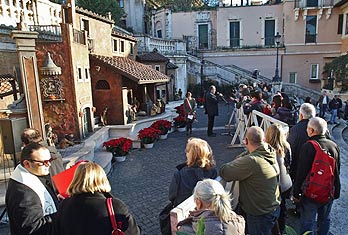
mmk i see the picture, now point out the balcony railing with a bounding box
[28,25,62,42]
[294,0,333,8]
[73,29,86,45]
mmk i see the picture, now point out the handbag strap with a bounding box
[106,198,124,235]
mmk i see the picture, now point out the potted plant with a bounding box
[174,104,185,116]
[103,137,132,162]
[138,127,161,148]
[174,115,186,131]
[150,120,172,138]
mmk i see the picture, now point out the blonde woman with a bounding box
[265,124,292,235]
[55,162,141,235]
[177,179,245,235]
[168,138,217,207]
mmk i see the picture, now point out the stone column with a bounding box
[11,30,45,136]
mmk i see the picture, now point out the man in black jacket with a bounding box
[293,117,340,235]
[6,143,59,235]
[205,85,223,137]
[288,103,316,181]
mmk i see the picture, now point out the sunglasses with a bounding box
[29,158,55,166]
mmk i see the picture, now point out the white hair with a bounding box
[300,103,316,119]
[308,117,327,135]
[193,179,232,223]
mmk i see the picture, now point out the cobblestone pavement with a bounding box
[1,103,344,234]
[108,103,244,235]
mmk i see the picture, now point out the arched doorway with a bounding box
[82,107,92,138]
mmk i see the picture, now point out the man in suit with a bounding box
[205,85,223,137]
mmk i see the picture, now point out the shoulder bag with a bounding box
[106,197,125,235]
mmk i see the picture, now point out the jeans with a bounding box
[247,206,280,235]
[320,104,328,118]
[300,197,333,235]
[329,109,337,123]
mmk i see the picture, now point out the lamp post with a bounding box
[200,58,204,97]
[272,32,281,82]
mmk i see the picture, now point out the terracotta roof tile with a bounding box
[167,62,178,69]
[0,74,18,98]
[136,51,169,62]
[90,55,169,84]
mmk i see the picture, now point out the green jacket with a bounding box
[220,144,280,216]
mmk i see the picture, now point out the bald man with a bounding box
[220,126,280,235]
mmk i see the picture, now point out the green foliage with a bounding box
[175,217,205,235]
[76,0,124,25]
[324,54,348,92]
[148,0,218,12]
[196,217,205,235]
[283,225,297,235]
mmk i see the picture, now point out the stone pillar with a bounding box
[11,30,45,136]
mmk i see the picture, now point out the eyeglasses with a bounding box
[29,158,55,166]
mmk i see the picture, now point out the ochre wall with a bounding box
[35,24,80,139]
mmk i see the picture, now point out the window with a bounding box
[229,21,240,47]
[198,24,208,49]
[85,68,89,80]
[157,30,162,38]
[310,64,319,79]
[96,80,110,89]
[155,65,160,71]
[78,67,82,80]
[338,14,343,34]
[130,43,133,55]
[81,19,89,37]
[118,0,124,8]
[265,20,275,46]
[345,14,348,35]
[113,39,118,52]
[306,0,318,7]
[305,16,317,43]
[289,72,297,83]
[120,40,125,52]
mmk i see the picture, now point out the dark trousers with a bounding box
[207,115,215,135]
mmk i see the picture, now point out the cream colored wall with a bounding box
[67,25,94,136]
[111,36,136,58]
[75,13,113,56]
[216,5,283,47]
[282,1,341,90]
[340,3,348,53]
[172,12,197,40]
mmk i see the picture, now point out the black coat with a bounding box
[55,192,141,235]
[293,135,341,200]
[169,163,218,207]
[5,178,58,235]
[287,119,309,180]
[205,92,219,116]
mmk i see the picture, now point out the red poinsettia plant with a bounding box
[138,127,161,144]
[196,97,205,106]
[174,115,186,128]
[103,137,132,156]
[151,120,172,135]
[175,104,185,116]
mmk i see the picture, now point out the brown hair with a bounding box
[265,124,290,157]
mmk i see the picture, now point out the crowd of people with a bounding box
[4,82,342,235]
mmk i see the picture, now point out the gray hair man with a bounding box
[293,117,340,234]
[219,126,280,235]
[287,103,316,180]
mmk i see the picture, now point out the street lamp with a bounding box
[273,32,281,82]
[200,59,204,97]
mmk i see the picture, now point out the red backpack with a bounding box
[302,140,336,204]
